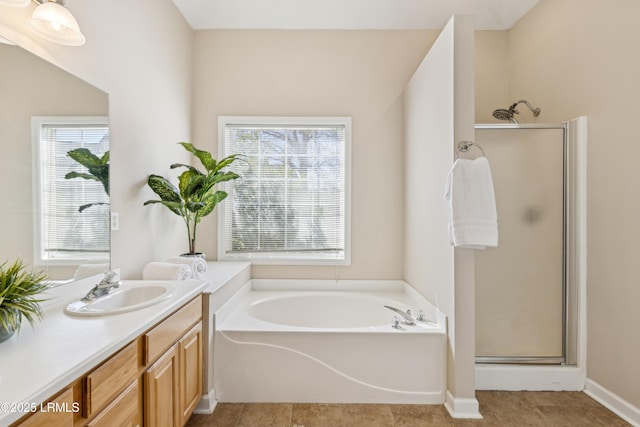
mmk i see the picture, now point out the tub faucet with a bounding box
[383,305,415,326]
[81,270,121,301]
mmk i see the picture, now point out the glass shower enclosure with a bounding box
[474,123,571,365]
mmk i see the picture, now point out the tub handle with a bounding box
[415,309,438,325]
[392,316,402,329]
[383,305,416,326]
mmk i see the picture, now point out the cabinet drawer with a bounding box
[17,388,74,427]
[144,295,202,365]
[87,380,139,427]
[84,340,139,417]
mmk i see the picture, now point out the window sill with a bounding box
[219,253,350,266]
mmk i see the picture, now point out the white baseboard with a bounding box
[444,390,483,419]
[193,390,217,415]
[476,364,585,391]
[584,379,640,427]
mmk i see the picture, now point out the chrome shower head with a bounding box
[493,99,541,123]
[492,108,519,123]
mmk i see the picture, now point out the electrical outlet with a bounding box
[110,212,119,231]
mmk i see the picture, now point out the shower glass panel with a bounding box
[474,125,566,363]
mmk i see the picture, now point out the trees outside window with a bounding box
[219,117,351,264]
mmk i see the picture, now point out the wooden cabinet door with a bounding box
[17,388,74,427]
[178,322,202,425]
[144,344,179,427]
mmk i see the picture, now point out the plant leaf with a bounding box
[178,169,205,199]
[170,163,203,175]
[145,175,184,216]
[0,260,49,332]
[196,190,228,220]
[208,171,240,188]
[65,171,100,182]
[178,142,217,172]
[65,148,110,195]
[185,200,205,213]
[67,148,102,168]
[143,199,182,216]
[213,154,244,173]
[78,202,109,213]
[146,174,181,203]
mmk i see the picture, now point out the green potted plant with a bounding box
[144,142,242,256]
[0,259,49,343]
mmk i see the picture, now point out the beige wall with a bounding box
[404,15,478,406]
[509,0,640,408]
[0,0,194,278]
[403,25,455,396]
[474,31,509,122]
[192,29,437,279]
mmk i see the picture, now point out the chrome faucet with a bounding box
[383,305,416,326]
[81,270,121,301]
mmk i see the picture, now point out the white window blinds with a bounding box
[34,118,109,263]
[221,118,350,263]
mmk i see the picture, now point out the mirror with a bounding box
[0,41,109,282]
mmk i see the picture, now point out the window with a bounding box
[219,116,351,264]
[32,117,109,265]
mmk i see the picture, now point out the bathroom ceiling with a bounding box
[172,0,540,30]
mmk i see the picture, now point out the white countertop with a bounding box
[0,275,208,426]
[202,261,251,294]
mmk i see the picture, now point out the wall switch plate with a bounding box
[110,212,119,231]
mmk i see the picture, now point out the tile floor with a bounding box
[185,391,631,426]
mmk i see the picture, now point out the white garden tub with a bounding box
[214,279,447,404]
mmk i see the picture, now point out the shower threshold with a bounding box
[476,356,565,365]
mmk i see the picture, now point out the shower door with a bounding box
[474,125,566,363]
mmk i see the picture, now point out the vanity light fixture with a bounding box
[28,0,85,46]
[0,0,30,7]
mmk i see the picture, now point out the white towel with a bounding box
[165,256,208,279]
[444,156,498,249]
[142,262,193,280]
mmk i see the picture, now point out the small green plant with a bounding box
[0,260,49,337]
[65,148,110,212]
[144,142,242,255]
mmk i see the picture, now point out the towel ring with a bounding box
[456,140,485,159]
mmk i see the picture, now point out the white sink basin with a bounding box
[64,283,176,317]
